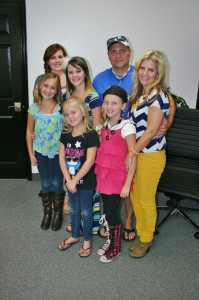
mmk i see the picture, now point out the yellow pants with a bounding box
[130,151,166,243]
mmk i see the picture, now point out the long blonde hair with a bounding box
[33,73,62,109]
[62,97,93,134]
[130,50,168,105]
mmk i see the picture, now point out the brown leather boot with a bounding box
[51,191,65,230]
[130,240,153,258]
[128,235,140,251]
[39,191,52,230]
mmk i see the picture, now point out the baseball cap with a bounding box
[103,85,128,103]
[107,36,130,49]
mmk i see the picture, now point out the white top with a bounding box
[105,119,136,139]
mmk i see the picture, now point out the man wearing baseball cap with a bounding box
[93,35,135,241]
[93,35,134,120]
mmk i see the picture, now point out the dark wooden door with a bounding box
[0,0,31,179]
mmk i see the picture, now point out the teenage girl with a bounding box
[58,97,100,257]
[26,73,65,231]
[66,56,102,127]
[65,56,102,234]
[95,85,137,263]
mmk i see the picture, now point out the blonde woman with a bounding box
[126,50,170,258]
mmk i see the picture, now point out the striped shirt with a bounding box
[69,90,102,123]
[130,89,170,153]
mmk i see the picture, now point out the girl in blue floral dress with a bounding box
[34,43,70,216]
[26,73,65,231]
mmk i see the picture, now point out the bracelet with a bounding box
[130,147,139,155]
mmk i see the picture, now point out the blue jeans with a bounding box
[35,151,63,193]
[68,188,94,241]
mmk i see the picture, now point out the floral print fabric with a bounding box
[28,103,64,158]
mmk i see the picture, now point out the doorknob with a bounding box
[8,102,21,112]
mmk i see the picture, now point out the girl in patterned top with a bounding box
[58,97,99,257]
[26,73,65,231]
[33,43,71,216]
[126,50,170,258]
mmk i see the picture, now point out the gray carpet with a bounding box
[0,179,198,300]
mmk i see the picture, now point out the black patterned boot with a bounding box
[97,215,110,255]
[100,223,122,263]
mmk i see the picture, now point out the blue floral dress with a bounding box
[28,103,64,158]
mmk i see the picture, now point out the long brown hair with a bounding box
[43,44,67,73]
[66,56,94,100]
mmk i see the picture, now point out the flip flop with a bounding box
[79,245,91,258]
[122,228,135,241]
[58,238,79,251]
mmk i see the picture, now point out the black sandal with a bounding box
[122,228,135,241]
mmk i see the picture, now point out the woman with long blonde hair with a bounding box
[126,50,170,258]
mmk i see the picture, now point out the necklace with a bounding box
[105,118,121,140]
[112,67,130,81]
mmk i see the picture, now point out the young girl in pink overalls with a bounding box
[95,85,137,263]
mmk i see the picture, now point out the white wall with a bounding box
[26,0,199,109]
[25,0,199,173]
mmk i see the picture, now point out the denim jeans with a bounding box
[35,151,63,193]
[68,188,94,241]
